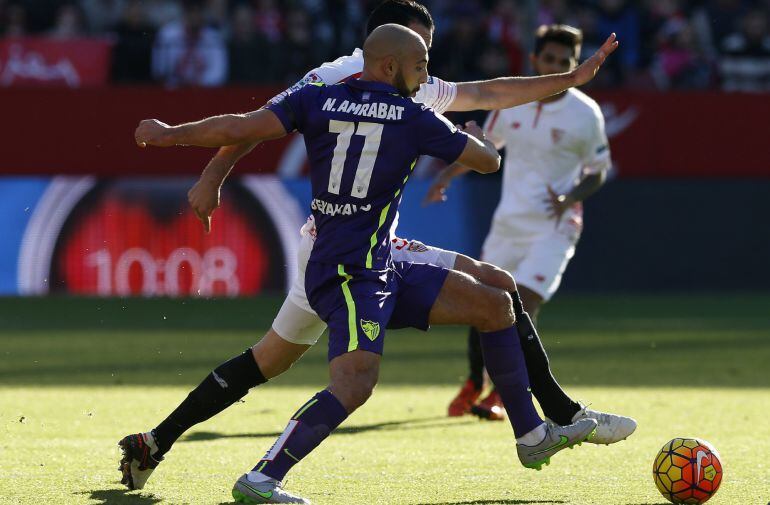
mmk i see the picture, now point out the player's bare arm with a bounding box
[188,142,259,233]
[456,120,500,174]
[449,33,618,112]
[134,110,287,149]
[424,120,501,205]
[423,162,472,205]
[544,171,607,222]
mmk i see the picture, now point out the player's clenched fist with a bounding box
[187,177,221,234]
[135,119,174,148]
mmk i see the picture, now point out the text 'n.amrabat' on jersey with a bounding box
[267,79,468,270]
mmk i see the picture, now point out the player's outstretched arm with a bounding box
[455,121,500,174]
[449,33,618,112]
[134,109,287,148]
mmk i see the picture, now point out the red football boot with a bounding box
[448,379,482,417]
[471,388,506,421]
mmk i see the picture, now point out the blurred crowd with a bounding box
[1,0,769,91]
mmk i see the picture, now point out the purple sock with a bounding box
[479,325,543,437]
[254,390,348,481]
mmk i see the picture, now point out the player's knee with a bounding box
[479,264,516,292]
[348,376,377,410]
[331,372,377,412]
[329,354,379,412]
[476,289,515,332]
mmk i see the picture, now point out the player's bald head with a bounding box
[361,23,428,96]
[363,23,427,65]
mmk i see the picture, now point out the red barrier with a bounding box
[594,91,770,178]
[1,87,290,175]
[0,86,768,177]
[0,38,113,87]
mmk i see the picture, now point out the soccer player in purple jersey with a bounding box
[129,25,599,503]
[183,0,628,434]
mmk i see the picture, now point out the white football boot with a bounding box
[517,418,597,470]
[549,404,638,445]
[232,474,310,504]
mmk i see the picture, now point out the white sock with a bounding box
[247,471,273,483]
[516,422,547,446]
[143,431,159,455]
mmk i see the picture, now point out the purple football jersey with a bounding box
[268,79,468,269]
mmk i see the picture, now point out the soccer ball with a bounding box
[653,438,723,504]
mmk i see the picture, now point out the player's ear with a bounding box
[384,56,396,77]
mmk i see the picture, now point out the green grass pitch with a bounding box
[1,294,768,504]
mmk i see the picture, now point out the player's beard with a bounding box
[393,69,419,97]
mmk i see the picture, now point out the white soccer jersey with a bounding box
[270,48,457,114]
[483,88,610,234]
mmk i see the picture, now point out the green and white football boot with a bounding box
[517,418,597,470]
[232,473,310,504]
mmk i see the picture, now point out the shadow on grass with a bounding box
[182,416,475,443]
[215,499,564,505]
[412,500,566,505]
[77,489,163,504]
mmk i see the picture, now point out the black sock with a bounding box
[153,349,267,456]
[510,289,525,315]
[467,327,484,389]
[513,300,581,425]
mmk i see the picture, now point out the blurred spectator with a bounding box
[720,9,770,91]
[80,0,125,33]
[431,4,486,81]
[316,0,365,60]
[111,0,155,82]
[48,3,87,39]
[275,7,324,84]
[478,42,512,78]
[144,0,183,28]
[254,0,282,43]
[13,0,70,33]
[152,0,227,87]
[205,0,228,29]
[1,0,767,92]
[1,3,28,37]
[651,17,713,89]
[639,0,686,68]
[691,0,747,55]
[228,2,273,83]
[486,0,524,75]
[596,0,642,85]
[538,0,572,26]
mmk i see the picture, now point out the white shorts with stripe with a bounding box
[481,214,582,302]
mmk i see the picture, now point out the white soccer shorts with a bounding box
[272,233,459,346]
[481,217,581,302]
